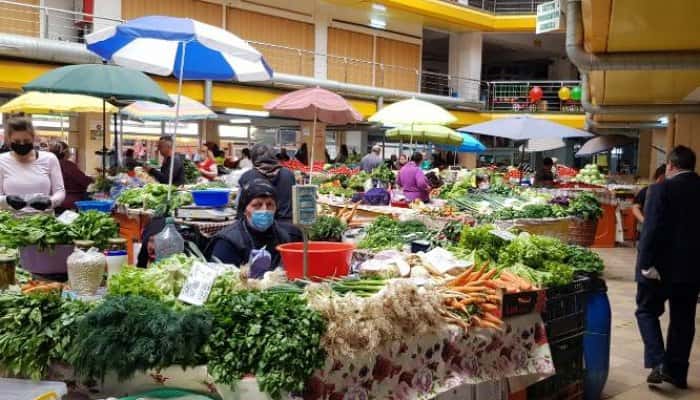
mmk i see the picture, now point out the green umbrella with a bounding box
[23,64,173,176]
[23,64,172,105]
[386,124,463,145]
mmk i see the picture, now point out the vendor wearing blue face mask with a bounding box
[207,179,299,277]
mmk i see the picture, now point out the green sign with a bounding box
[536,0,562,34]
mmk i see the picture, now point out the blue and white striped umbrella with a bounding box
[85,15,273,81]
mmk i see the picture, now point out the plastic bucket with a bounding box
[19,245,74,274]
[75,200,115,213]
[277,241,354,281]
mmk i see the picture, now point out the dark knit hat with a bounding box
[237,178,277,218]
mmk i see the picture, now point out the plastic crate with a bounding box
[527,380,583,400]
[542,277,589,341]
[528,334,584,400]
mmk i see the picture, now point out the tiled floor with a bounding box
[596,247,700,400]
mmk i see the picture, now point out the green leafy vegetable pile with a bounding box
[347,171,370,190]
[107,254,242,306]
[458,224,506,262]
[357,216,428,251]
[116,183,193,214]
[68,295,212,381]
[183,158,201,184]
[564,245,605,273]
[207,291,326,399]
[0,292,63,380]
[309,215,347,242]
[567,192,603,221]
[0,211,119,250]
[190,181,228,190]
[370,164,395,183]
[68,210,119,249]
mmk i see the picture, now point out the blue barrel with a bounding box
[583,278,611,400]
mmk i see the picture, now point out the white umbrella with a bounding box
[459,115,593,140]
[524,137,567,152]
[86,16,272,202]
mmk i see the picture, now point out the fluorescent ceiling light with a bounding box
[229,118,252,124]
[370,17,386,29]
[224,107,269,117]
[657,116,669,124]
[372,4,386,12]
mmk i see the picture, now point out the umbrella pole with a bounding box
[102,98,107,178]
[167,41,188,204]
[308,109,318,184]
[113,113,119,168]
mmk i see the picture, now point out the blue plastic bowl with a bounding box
[75,200,115,213]
[191,189,231,208]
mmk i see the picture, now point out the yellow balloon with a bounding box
[558,86,571,101]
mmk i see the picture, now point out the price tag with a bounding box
[178,261,218,306]
[490,229,516,241]
[57,210,79,225]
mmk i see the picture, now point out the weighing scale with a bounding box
[292,185,318,278]
[175,205,236,221]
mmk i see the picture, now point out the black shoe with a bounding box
[661,372,688,389]
[647,366,664,385]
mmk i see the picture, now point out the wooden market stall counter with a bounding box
[113,208,153,264]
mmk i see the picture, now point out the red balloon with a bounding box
[529,86,543,103]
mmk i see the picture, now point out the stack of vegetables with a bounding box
[116,183,193,214]
[574,164,607,186]
[454,224,604,287]
[0,210,119,251]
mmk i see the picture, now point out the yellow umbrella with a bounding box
[0,91,118,139]
[0,91,118,114]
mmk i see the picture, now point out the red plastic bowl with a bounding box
[277,241,355,281]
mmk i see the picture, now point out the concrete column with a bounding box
[637,129,651,179]
[203,120,221,146]
[458,152,477,168]
[313,6,329,80]
[448,31,482,102]
[76,112,111,174]
[344,130,366,155]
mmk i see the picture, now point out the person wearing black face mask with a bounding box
[0,116,65,213]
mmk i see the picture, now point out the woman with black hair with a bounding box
[396,152,431,202]
[207,179,299,277]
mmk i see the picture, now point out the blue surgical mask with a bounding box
[249,210,274,231]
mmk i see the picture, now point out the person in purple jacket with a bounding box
[396,152,431,202]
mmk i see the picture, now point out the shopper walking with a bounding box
[0,116,65,213]
[145,135,186,186]
[636,145,700,389]
[49,141,93,211]
[360,145,383,172]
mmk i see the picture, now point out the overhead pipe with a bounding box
[566,0,700,72]
[0,33,481,110]
[271,73,481,109]
[581,74,700,114]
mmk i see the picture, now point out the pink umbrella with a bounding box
[265,87,362,181]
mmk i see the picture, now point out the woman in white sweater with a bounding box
[0,116,65,212]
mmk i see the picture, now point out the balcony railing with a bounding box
[444,0,550,15]
[0,0,582,113]
[486,81,583,113]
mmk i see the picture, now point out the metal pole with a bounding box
[101,98,106,177]
[302,227,309,279]
[308,109,318,184]
[167,41,187,202]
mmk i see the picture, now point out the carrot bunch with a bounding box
[439,263,504,331]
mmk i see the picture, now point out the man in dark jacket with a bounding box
[636,145,700,389]
[146,135,185,186]
[238,144,295,222]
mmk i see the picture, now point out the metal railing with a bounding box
[0,0,583,114]
[486,81,582,113]
[444,0,549,15]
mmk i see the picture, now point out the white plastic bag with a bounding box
[66,247,106,295]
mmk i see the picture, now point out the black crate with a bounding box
[528,334,584,400]
[542,277,590,341]
[528,379,583,400]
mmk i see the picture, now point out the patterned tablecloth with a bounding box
[173,218,236,238]
[64,313,553,399]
